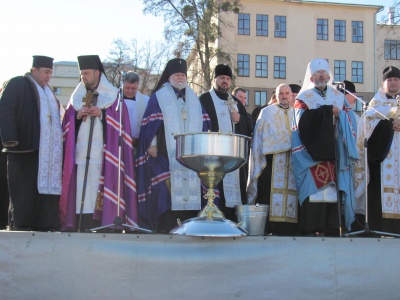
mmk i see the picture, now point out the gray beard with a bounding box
[314,81,327,89]
[170,81,186,90]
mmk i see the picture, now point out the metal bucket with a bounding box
[235,204,269,236]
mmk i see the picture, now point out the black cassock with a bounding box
[199,89,252,222]
[363,119,400,234]
[297,104,339,236]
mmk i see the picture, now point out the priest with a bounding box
[60,55,137,232]
[291,58,358,236]
[122,71,149,154]
[199,64,252,222]
[136,58,211,232]
[358,66,400,234]
[247,83,298,235]
[0,56,63,231]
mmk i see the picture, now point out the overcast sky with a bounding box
[0,0,396,84]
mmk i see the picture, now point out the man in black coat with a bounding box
[361,66,400,234]
[199,64,252,222]
[0,56,63,231]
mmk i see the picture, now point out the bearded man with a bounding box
[291,58,358,236]
[60,55,137,232]
[199,64,252,222]
[136,58,211,233]
[357,66,400,234]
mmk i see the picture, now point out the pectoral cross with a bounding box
[82,91,97,108]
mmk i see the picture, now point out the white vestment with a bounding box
[124,91,149,139]
[247,104,297,222]
[209,89,242,208]
[360,87,400,218]
[71,75,118,213]
[157,83,203,210]
[31,76,63,195]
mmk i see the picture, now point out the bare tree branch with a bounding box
[142,0,242,92]
[103,38,172,95]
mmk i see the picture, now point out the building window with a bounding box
[352,61,363,83]
[384,40,400,60]
[238,14,250,35]
[256,55,268,78]
[334,60,346,82]
[352,21,363,43]
[53,87,61,95]
[274,16,286,38]
[274,56,286,79]
[317,19,328,40]
[256,14,268,36]
[334,20,346,42]
[255,91,267,106]
[237,54,250,76]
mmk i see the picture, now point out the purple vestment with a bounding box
[135,92,211,230]
[60,99,137,231]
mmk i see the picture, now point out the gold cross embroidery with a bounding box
[304,93,313,99]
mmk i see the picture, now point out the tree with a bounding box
[104,38,131,88]
[103,38,171,95]
[142,0,241,92]
[378,3,400,24]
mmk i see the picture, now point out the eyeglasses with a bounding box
[313,71,329,76]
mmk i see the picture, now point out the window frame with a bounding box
[351,61,363,83]
[334,60,346,82]
[352,21,363,43]
[238,13,250,35]
[255,55,268,78]
[384,39,400,60]
[274,15,286,38]
[254,91,268,106]
[256,14,268,36]
[334,20,346,42]
[317,18,329,41]
[237,54,250,77]
[273,56,286,79]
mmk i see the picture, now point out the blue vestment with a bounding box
[136,88,211,230]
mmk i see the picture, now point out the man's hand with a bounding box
[147,145,158,157]
[231,110,240,124]
[332,106,340,118]
[77,106,90,121]
[393,119,400,131]
[77,106,101,121]
[89,106,102,118]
